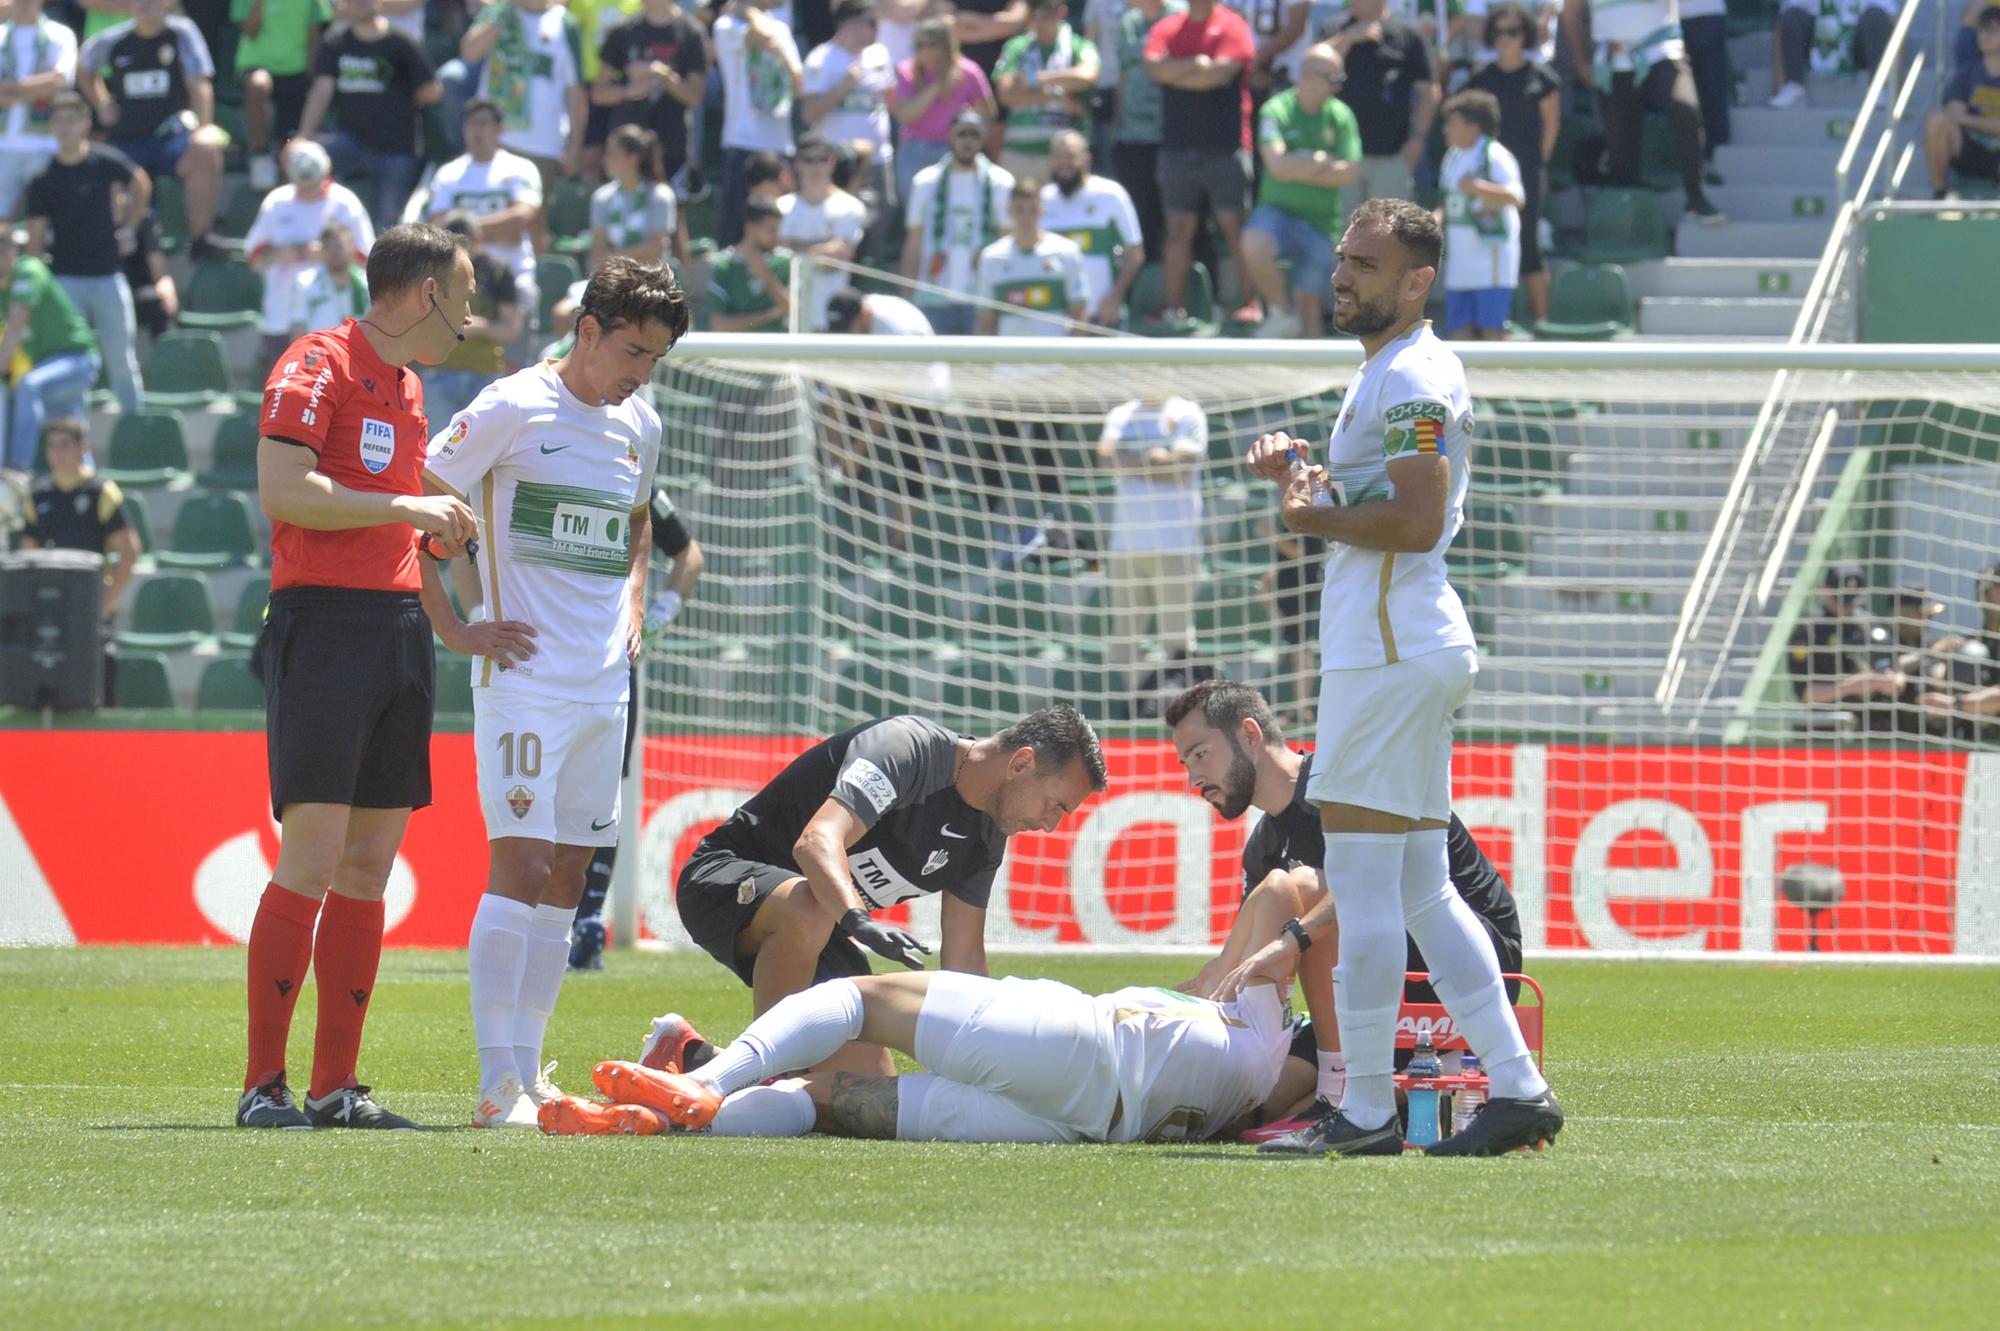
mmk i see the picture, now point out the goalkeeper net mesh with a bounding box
[630,336,2000,961]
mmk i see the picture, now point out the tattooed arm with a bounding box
[810,1072,902,1140]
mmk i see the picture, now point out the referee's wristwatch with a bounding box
[1282,917,1313,953]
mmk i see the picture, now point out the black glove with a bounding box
[838,908,930,970]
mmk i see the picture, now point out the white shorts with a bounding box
[1306,646,1477,823]
[472,688,626,845]
[896,974,1122,1144]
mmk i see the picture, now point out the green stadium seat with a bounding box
[1638,113,1684,192]
[546,177,596,255]
[1448,499,1528,580]
[142,331,234,409]
[119,488,155,557]
[537,253,582,333]
[1532,264,1634,341]
[1572,191,1668,265]
[974,575,1059,640]
[151,174,188,254]
[199,413,264,490]
[103,413,192,488]
[1471,422,1565,496]
[118,575,215,650]
[1129,261,1219,337]
[217,576,271,649]
[1195,575,1275,651]
[179,261,265,332]
[196,654,266,710]
[861,571,947,641]
[112,650,175,710]
[156,491,261,570]
[214,187,264,241]
[907,490,988,570]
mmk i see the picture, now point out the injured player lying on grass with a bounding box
[537,879,1339,1144]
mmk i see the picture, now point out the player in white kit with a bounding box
[417,256,688,1127]
[1231,198,1560,1156]
[540,968,1292,1144]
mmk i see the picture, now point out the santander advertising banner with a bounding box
[2,733,1995,957]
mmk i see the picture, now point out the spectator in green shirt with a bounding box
[1111,0,1185,262]
[993,0,1099,181]
[235,0,335,191]
[0,230,101,474]
[702,197,795,332]
[1240,43,1359,338]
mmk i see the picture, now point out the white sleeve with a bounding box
[425,380,521,500]
[832,196,867,245]
[339,190,377,256]
[244,195,279,255]
[1111,185,1143,251]
[1489,143,1525,207]
[1099,400,1133,447]
[511,158,544,210]
[51,26,78,81]
[1063,248,1088,307]
[801,42,835,93]
[1170,399,1208,457]
[906,173,934,232]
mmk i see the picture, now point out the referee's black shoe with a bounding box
[1426,1089,1564,1156]
[304,1084,421,1131]
[1257,1100,1402,1157]
[236,1076,313,1129]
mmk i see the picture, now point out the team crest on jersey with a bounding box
[506,785,535,818]
[1339,404,1358,436]
[359,418,396,473]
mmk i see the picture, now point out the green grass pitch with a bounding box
[2,948,1996,1329]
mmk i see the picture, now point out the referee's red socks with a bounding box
[310,892,386,1100]
[244,882,321,1092]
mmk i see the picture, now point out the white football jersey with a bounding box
[1097,984,1290,1144]
[1038,175,1142,310]
[426,361,663,703]
[975,231,1088,338]
[777,188,869,330]
[244,182,374,335]
[1318,321,1477,670]
[428,149,544,283]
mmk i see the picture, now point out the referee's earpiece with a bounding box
[430,287,466,342]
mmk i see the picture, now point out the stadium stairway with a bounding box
[1616,31,1937,340]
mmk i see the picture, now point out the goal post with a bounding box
[619,336,2000,961]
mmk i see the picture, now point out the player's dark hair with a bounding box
[1163,678,1286,748]
[1981,4,2000,27]
[47,89,90,117]
[579,254,690,347]
[744,197,784,228]
[996,706,1108,791]
[365,222,466,301]
[1347,197,1443,273]
[462,96,502,127]
[746,151,790,190]
[1483,1,1534,47]
[825,287,866,333]
[833,0,876,28]
[40,416,86,448]
[608,123,663,182]
[320,219,353,250]
[1442,89,1502,139]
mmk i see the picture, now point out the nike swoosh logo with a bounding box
[591,817,616,831]
[540,444,572,454]
[940,824,968,840]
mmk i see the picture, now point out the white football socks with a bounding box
[1399,828,1547,1101]
[1315,1049,1347,1106]
[468,894,535,1091]
[514,902,575,1086]
[707,1080,817,1137]
[695,979,865,1097]
[1324,832,1410,1131]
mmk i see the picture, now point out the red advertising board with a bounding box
[0,732,1983,955]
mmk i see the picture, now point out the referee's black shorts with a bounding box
[676,843,872,987]
[253,587,435,819]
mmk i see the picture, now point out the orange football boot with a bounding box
[592,1060,722,1131]
[536,1094,669,1136]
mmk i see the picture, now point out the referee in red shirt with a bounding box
[239,223,489,1130]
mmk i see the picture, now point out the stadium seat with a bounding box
[1129,261,1219,337]
[546,177,596,255]
[198,413,263,490]
[862,570,946,641]
[974,575,1058,641]
[179,260,265,332]
[937,656,1023,725]
[1571,190,1668,265]
[1531,264,1634,341]
[537,253,582,333]
[907,490,988,569]
[195,654,266,711]
[1472,422,1565,496]
[1448,499,1528,580]
[152,175,189,254]
[1195,575,1276,652]
[112,650,175,710]
[155,491,261,570]
[142,331,234,409]
[119,489,155,557]
[103,413,192,489]
[118,575,215,650]
[217,576,270,649]
[214,187,263,241]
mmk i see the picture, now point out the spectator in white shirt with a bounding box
[427,96,544,330]
[901,106,1014,334]
[288,219,371,336]
[803,0,898,222]
[779,132,871,329]
[457,0,588,181]
[591,123,688,276]
[1097,393,1206,695]
[245,139,374,368]
[0,0,78,223]
[714,0,805,245]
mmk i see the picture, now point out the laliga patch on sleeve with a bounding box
[841,758,900,816]
[435,415,470,460]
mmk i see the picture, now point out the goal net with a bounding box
[623,336,2000,962]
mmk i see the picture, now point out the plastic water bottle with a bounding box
[1453,1053,1485,1136]
[1286,445,1338,507]
[1406,1031,1443,1147]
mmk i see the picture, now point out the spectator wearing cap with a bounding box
[23,90,148,417]
[233,0,335,192]
[888,15,997,206]
[1785,564,1905,732]
[292,0,442,229]
[0,226,99,474]
[246,139,374,369]
[803,0,898,224]
[421,209,524,430]
[714,0,805,247]
[902,106,1014,334]
[703,196,796,332]
[993,0,1100,182]
[779,132,871,330]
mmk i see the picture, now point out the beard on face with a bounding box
[1333,285,1401,336]
[1053,168,1083,196]
[1211,738,1259,820]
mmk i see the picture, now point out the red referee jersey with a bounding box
[261,318,431,592]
